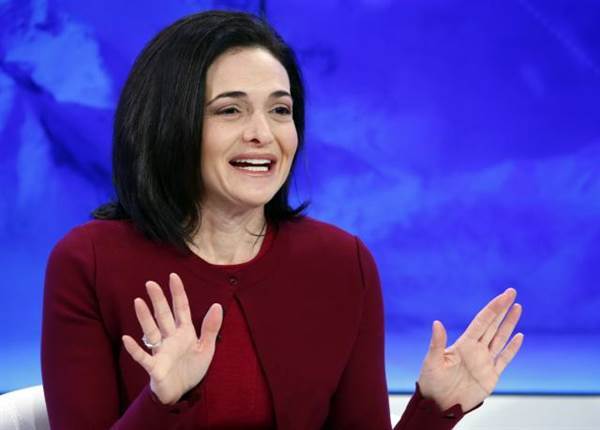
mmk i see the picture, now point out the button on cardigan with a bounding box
[194,224,276,428]
[41,216,466,429]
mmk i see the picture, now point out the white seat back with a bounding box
[0,386,49,430]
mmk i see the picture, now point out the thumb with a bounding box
[427,320,448,362]
[198,303,223,345]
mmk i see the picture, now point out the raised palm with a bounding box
[417,288,524,412]
[122,273,223,405]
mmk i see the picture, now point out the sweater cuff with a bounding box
[413,382,463,419]
[396,383,482,430]
[147,383,203,413]
[116,384,202,428]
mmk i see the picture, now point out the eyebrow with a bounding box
[206,90,292,106]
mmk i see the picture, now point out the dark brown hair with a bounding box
[93,10,308,251]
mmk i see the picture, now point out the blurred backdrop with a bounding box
[0,0,599,394]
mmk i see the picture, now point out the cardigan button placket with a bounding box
[228,275,239,286]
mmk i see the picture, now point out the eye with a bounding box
[217,106,241,115]
[272,106,292,116]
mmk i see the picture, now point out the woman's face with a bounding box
[200,47,298,212]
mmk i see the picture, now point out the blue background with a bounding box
[1,0,599,394]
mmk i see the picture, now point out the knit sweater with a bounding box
[41,216,465,429]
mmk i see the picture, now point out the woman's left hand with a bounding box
[417,288,524,412]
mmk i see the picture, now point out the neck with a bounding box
[189,203,267,265]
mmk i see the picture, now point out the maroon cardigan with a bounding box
[41,217,465,429]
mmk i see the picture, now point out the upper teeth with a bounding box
[234,159,272,164]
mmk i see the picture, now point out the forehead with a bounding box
[205,47,291,98]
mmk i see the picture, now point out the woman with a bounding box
[41,10,524,429]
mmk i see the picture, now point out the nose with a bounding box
[242,112,275,146]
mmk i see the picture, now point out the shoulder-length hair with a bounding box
[93,10,308,251]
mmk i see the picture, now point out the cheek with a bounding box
[281,127,299,159]
[200,123,234,169]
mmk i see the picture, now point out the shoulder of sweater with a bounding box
[279,216,366,262]
[281,217,378,291]
[282,216,357,244]
[56,219,150,254]
[61,219,138,240]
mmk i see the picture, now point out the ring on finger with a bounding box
[142,334,162,349]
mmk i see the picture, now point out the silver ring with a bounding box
[142,334,162,349]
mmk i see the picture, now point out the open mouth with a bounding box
[229,158,275,173]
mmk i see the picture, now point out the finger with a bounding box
[463,288,516,341]
[481,289,517,345]
[198,303,223,347]
[122,335,154,373]
[480,306,510,346]
[495,333,524,374]
[169,273,192,327]
[146,281,177,337]
[489,303,522,356]
[426,320,447,364]
[134,298,162,346]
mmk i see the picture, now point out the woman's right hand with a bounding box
[122,272,223,405]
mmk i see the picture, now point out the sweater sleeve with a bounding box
[394,382,470,430]
[322,237,395,429]
[324,237,467,429]
[41,226,201,429]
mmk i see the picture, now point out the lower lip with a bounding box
[229,163,276,177]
